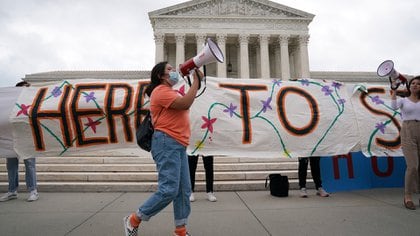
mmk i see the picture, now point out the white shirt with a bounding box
[391,97,420,121]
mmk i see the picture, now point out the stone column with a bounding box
[216,33,227,78]
[274,44,281,78]
[196,33,207,54]
[154,33,165,64]
[254,44,260,78]
[259,34,270,79]
[298,34,310,78]
[175,33,185,68]
[239,34,250,79]
[279,35,290,81]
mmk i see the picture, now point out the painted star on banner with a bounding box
[201,116,217,133]
[375,122,386,134]
[261,97,272,113]
[300,79,310,86]
[272,79,282,86]
[195,140,205,150]
[51,86,62,97]
[223,103,237,117]
[84,92,96,103]
[332,82,342,90]
[176,85,186,96]
[371,96,384,105]
[321,85,333,96]
[16,104,30,116]
[84,117,101,133]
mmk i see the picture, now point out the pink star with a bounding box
[16,104,30,116]
[201,116,217,133]
[84,117,101,133]
[176,85,186,96]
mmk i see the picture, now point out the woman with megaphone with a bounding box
[391,76,420,210]
[124,61,202,236]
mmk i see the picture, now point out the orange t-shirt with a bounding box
[150,85,191,146]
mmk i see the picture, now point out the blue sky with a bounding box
[0,0,418,87]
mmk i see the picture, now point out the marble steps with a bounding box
[0,156,314,192]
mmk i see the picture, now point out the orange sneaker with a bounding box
[173,226,191,236]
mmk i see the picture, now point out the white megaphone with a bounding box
[179,38,224,77]
[377,60,408,90]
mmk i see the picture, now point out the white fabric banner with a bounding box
[0,87,24,158]
[4,77,403,159]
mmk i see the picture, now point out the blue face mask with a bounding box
[168,71,180,86]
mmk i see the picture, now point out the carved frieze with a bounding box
[154,18,307,32]
[162,0,303,18]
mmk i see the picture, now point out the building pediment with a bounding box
[149,0,314,19]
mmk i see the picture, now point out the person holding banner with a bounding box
[391,76,420,210]
[298,156,330,198]
[124,62,202,236]
[188,155,217,202]
[0,81,39,202]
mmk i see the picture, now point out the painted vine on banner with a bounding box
[8,77,402,158]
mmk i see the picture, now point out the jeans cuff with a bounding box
[175,218,188,227]
[137,209,149,222]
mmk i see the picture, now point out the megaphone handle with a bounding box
[194,70,202,90]
[185,75,192,87]
[389,77,399,90]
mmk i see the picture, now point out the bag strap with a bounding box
[151,107,164,126]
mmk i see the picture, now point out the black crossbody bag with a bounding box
[136,108,163,152]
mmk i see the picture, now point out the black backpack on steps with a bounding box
[265,173,289,197]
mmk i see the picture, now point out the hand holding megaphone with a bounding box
[377,60,408,90]
[192,69,204,82]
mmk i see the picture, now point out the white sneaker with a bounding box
[207,192,217,202]
[300,188,308,198]
[317,187,330,197]
[0,191,18,202]
[189,193,195,202]
[27,191,39,202]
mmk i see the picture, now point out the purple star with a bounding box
[272,79,282,86]
[300,79,310,86]
[84,92,96,103]
[261,97,272,113]
[371,96,384,105]
[375,122,386,134]
[338,98,346,105]
[223,103,237,118]
[51,86,62,97]
[332,82,342,90]
[321,86,333,96]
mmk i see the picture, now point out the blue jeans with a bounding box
[6,157,37,192]
[137,131,191,227]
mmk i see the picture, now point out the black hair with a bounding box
[15,81,29,87]
[145,61,168,97]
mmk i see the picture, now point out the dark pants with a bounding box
[298,156,322,189]
[188,155,214,193]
